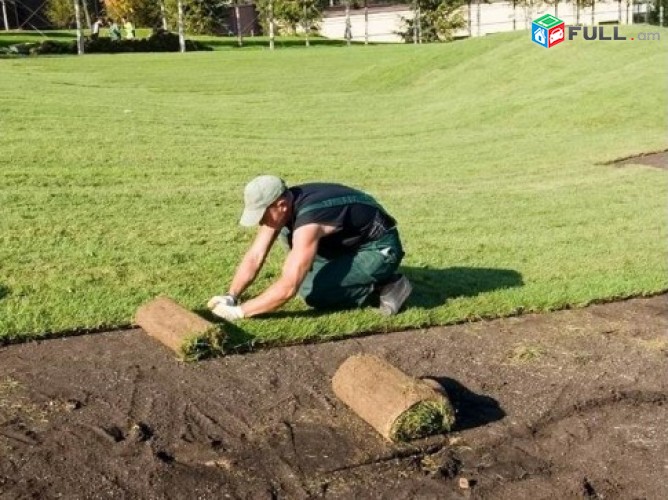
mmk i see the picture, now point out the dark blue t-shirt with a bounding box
[285,183,396,259]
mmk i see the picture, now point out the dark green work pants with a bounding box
[297,229,404,309]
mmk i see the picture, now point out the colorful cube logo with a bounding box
[532,14,565,48]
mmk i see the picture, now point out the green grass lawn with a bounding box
[0,27,666,349]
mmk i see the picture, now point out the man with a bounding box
[208,175,412,321]
[91,17,104,40]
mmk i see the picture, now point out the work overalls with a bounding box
[282,194,405,309]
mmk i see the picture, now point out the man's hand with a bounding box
[211,303,245,321]
[207,294,237,310]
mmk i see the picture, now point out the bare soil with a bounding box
[1,295,667,499]
[614,150,668,170]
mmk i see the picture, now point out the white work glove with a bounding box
[211,303,245,321]
[207,294,237,310]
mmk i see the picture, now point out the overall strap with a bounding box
[296,194,383,218]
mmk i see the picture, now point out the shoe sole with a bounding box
[379,277,413,316]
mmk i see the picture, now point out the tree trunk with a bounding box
[269,0,275,50]
[73,0,84,55]
[555,0,559,18]
[235,5,242,46]
[81,0,91,29]
[592,0,596,25]
[177,0,186,53]
[1,0,9,31]
[467,0,472,36]
[412,0,418,43]
[476,0,481,36]
[303,3,310,46]
[512,1,516,30]
[160,0,168,30]
[576,1,580,25]
[364,0,368,45]
[645,0,650,23]
[344,0,351,45]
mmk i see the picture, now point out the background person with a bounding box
[122,18,136,40]
[108,19,121,41]
[91,17,104,40]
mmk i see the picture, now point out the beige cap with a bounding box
[239,175,287,227]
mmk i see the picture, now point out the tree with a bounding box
[544,0,561,18]
[570,0,595,25]
[363,0,368,44]
[105,0,162,27]
[649,0,667,25]
[344,0,351,44]
[517,0,543,29]
[46,0,76,27]
[300,0,320,45]
[104,0,132,19]
[400,0,466,43]
[163,0,229,34]
[474,0,491,36]
[255,0,322,36]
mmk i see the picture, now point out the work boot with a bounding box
[378,274,412,316]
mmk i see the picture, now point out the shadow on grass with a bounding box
[0,285,8,301]
[257,266,524,318]
[425,376,505,431]
[404,266,524,309]
[0,31,76,38]
[0,32,76,49]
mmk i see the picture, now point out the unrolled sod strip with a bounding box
[332,354,455,442]
[135,296,226,362]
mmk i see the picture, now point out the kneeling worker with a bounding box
[208,175,412,321]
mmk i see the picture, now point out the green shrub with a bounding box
[8,31,213,56]
[84,30,212,53]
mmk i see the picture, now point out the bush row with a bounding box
[2,31,212,56]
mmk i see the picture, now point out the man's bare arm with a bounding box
[228,225,279,298]
[240,224,321,317]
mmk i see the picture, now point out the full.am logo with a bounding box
[532,14,565,48]
[532,14,661,48]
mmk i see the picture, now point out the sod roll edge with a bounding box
[332,354,455,441]
[135,296,226,362]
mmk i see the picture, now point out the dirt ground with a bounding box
[1,295,667,499]
[614,150,667,170]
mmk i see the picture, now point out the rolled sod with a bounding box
[135,296,226,362]
[332,354,455,442]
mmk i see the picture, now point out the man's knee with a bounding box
[301,290,329,309]
[299,286,338,309]
[300,284,372,310]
